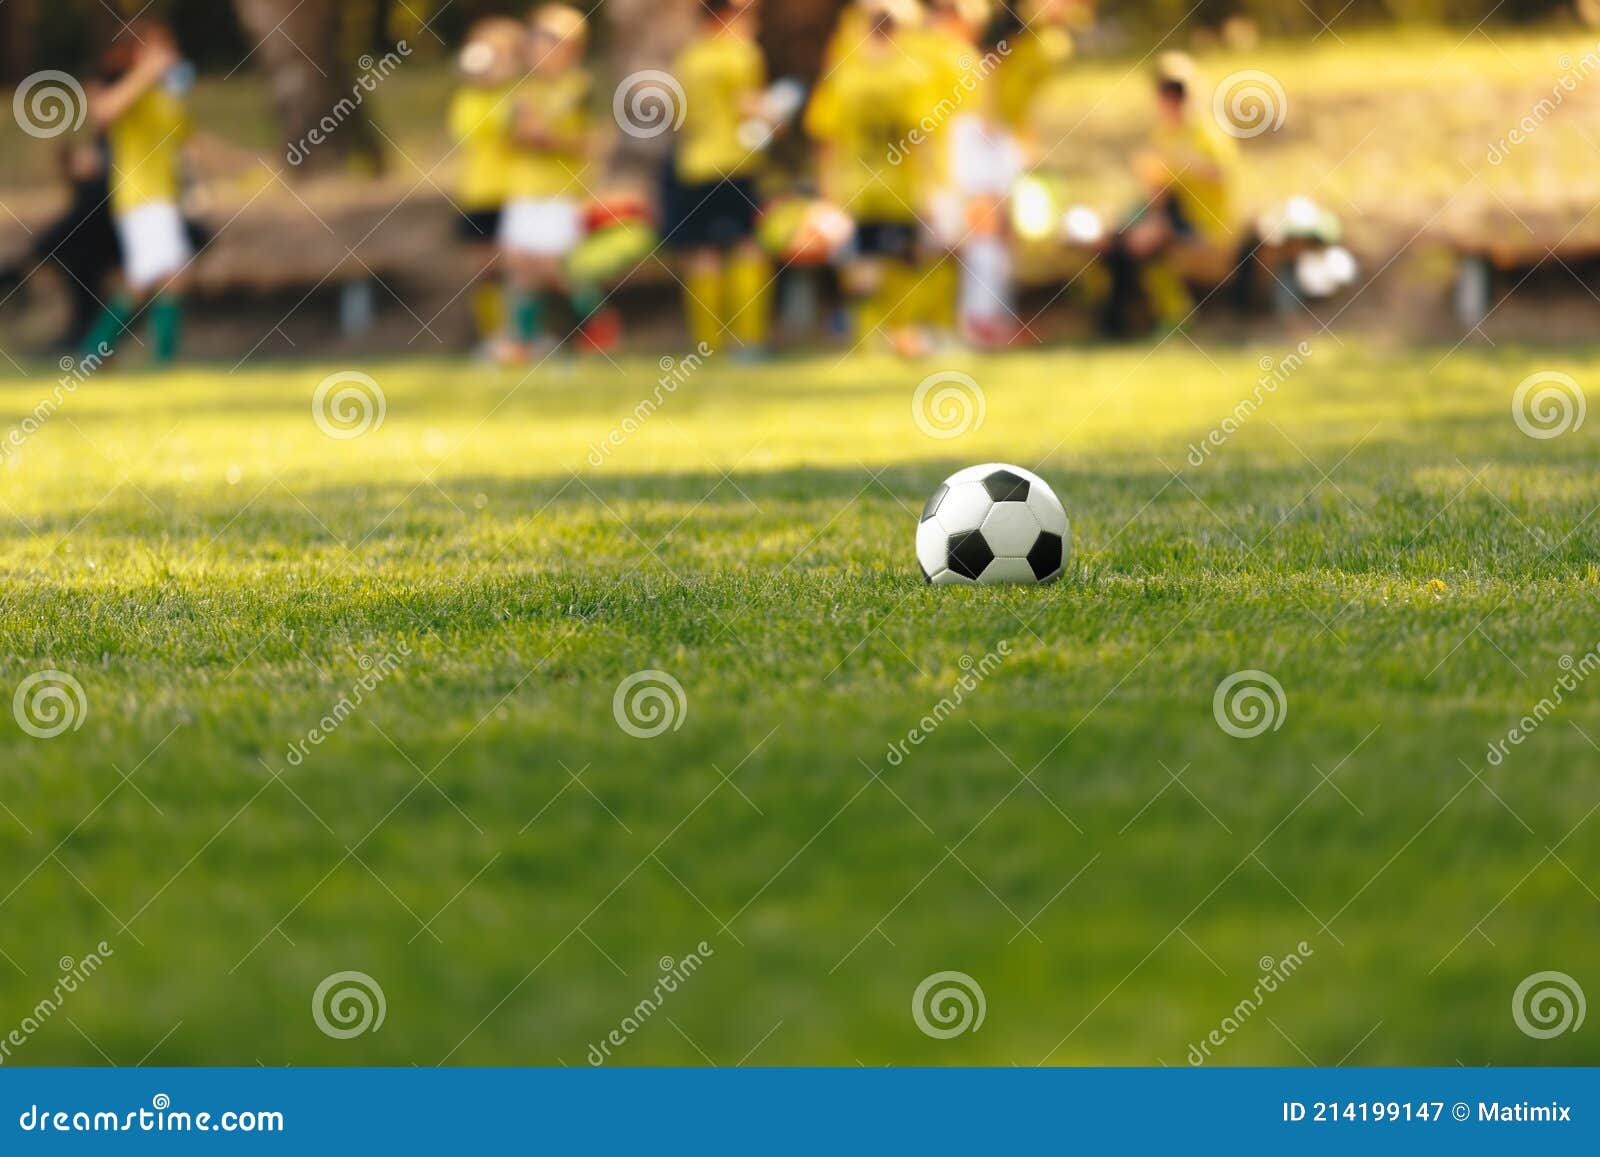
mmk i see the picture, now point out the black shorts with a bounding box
[851,221,918,263]
[1164,196,1195,239]
[1120,197,1195,240]
[456,208,502,242]
[661,167,759,250]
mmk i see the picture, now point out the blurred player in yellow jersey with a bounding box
[1106,52,1239,335]
[665,0,775,357]
[806,1,938,356]
[993,0,1081,140]
[905,0,992,344]
[819,0,873,66]
[84,20,193,366]
[498,5,601,361]
[448,18,526,352]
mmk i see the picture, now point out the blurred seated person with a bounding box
[0,139,119,352]
[1105,51,1238,336]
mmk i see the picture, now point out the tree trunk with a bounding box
[229,0,381,175]
[603,0,701,178]
[0,0,39,84]
[759,0,847,87]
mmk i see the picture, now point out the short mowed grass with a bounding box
[0,338,1597,1067]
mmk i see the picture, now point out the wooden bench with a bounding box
[1447,211,1600,329]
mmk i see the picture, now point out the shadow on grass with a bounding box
[0,419,1593,551]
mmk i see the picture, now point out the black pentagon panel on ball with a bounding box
[947,530,995,580]
[1028,532,1064,581]
[921,483,949,523]
[981,469,1030,504]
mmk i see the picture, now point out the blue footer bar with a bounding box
[2,1068,1596,1151]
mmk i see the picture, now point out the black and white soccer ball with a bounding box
[917,463,1071,585]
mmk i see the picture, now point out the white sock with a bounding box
[960,235,1014,328]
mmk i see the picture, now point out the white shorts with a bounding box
[115,200,193,292]
[951,115,1023,199]
[499,198,583,258]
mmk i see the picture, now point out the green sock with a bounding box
[148,294,183,365]
[570,283,604,325]
[509,289,544,342]
[81,296,133,361]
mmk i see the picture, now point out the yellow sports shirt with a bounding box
[504,70,591,200]
[1153,116,1238,244]
[901,22,977,186]
[108,87,188,217]
[449,83,519,210]
[994,25,1072,133]
[673,33,765,184]
[822,7,871,68]
[805,49,936,223]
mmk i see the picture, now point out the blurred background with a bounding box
[5,0,1600,358]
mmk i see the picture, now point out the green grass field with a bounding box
[0,339,1597,1066]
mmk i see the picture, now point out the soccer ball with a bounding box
[917,463,1071,585]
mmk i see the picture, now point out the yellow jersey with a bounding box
[673,33,765,184]
[995,25,1073,133]
[1153,116,1238,244]
[504,69,591,200]
[449,83,519,210]
[805,46,936,223]
[822,7,871,68]
[107,86,187,217]
[901,22,977,186]
[906,21,974,101]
